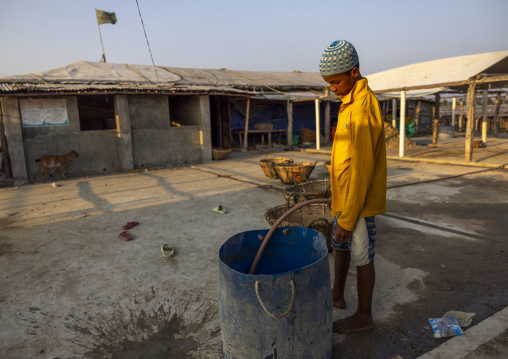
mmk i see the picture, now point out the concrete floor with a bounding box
[0,140,507,358]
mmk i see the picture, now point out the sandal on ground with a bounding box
[212,205,228,214]
[122,221,139,230]
[119,231,133,241]
[161,244,175,258]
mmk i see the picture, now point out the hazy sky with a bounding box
[1,0,507,77]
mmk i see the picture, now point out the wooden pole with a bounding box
[315,99,321,150]
[0,99,12,178]
[435,93,440,123]
[482,90,488,144]
[96,9,107,62]
[414,100,421,136]
[451,97,456,127]
[287,100,293,146]
[493,94,501,138]
[399,91,406,157]
[392,98,397,128]
[242,97,250,152]
[432,119,439,146]
[458,100,464,132]
[324,101,330,145]
[465,83,477,162]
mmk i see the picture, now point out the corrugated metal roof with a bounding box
[0,82,256,96]
[3,51,507,98]
[0,61,328,96]
[367,50,508,97]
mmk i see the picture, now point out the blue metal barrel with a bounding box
[219,226,332,359]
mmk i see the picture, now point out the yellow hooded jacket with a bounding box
[330,77,387,231]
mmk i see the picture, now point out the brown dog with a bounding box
[35,150,79,182]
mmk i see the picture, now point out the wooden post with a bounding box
[451,97,456,127]
[465,82,477,162]
[432,119,439,146]
[414,100,421,136]
[399,91,406,157]
[458,100,464,132]
[0,99,12,178]
[482,89,488,144]
[493,93,501,138]
[315,98,321,150]
[242,97,250,152]
[287,100,293,146]
[324,99,330,145]
[392,98,397,128]
[323,88,330,145]
[435,93,440,124]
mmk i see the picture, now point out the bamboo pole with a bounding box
[435,93,440,122]
[392,98,397,128]
[458,100,464,132]
[482,90,488,144]
[287,100,293,146]
[432,119,439,146]
[451,97,456,126]
[242,97,250,152]
[399,91,406,157]
[96,9,107,62]
[324,89,330,145]
[315,98,321,150]
[493,94,501,138]
[414,100,421,136]
[324,101,330,144]
[465,83,477,162]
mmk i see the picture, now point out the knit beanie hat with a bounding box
[319,40,359,76]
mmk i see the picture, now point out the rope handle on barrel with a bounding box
[255,279,295,318]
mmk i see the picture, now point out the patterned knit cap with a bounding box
[319,40,359,76]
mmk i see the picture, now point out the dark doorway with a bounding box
[210,96,231,148]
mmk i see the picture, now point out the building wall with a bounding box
[19,96,122,182]
[1,97,28,181]
[128,95,203,168]
[1,93,211,183]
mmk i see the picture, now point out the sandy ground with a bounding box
[0,146,507,359]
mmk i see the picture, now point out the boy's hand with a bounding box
[333,223,352,244]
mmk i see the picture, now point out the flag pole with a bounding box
[96,8,107,62]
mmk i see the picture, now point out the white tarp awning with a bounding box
[366,50,508,95]
[375,88,445,99]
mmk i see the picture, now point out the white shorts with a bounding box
[331,216,376,267]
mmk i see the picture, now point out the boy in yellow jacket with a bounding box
[320,40,387,333]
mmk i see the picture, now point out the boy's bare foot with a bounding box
[333,312,374,334]
[332,297,347,309]
[332,290,347,308]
